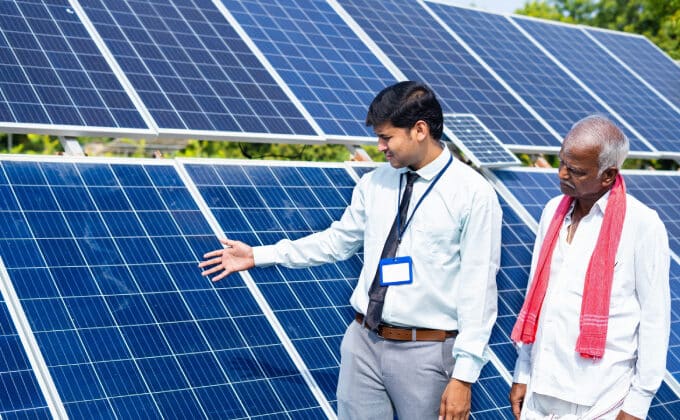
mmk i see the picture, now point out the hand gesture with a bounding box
[198,238,255,282]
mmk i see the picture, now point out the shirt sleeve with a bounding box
[621,212,670,419]
[451,185,502,383]
[253,173,368,268]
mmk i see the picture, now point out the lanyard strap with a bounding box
[397,154,453,242]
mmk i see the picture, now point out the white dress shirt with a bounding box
[254,147,502,383]
[513,191,670,419]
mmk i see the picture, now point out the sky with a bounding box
[444,0,528,14]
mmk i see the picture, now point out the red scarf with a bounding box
[511,174,626,359]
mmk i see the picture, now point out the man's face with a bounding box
[373,122,420,169]
[557,141,608,200]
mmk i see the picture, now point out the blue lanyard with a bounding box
[396,154,453,243]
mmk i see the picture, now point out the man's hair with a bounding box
[565,114,629,176]
[365,81,443,140]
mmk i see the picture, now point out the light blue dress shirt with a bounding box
[254,147,502,383]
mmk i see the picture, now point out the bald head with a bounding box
[563,115,629,176]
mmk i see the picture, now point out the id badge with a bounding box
[379,256,413,286]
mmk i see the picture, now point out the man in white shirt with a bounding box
[199,81,502,419]
[509,115,670,420]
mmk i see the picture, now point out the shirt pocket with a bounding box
[412,223,459,265]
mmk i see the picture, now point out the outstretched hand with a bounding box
[198,238,255,282]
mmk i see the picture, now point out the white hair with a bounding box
[564,114,629,176]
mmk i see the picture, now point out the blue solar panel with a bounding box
[77,0,318,138]
[444,114,520,167]
[427,4,648,154]
[0,287,51,419]
[585,28,680,111]
[0,157,328,418]
[337,0,559,150]
[492,196,536,373]
[185,160,358,410]
[223,0,397,140]
[0,0,149,135]
[512,16,680,155]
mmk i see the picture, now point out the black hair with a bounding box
[365,81,443,140]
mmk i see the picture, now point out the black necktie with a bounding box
[364,171,419,331]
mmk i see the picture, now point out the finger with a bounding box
[203,249,224,259]
[211,270,230,282]
[200,264,224,276]
[198,256,222,269]
[221,238,237,247]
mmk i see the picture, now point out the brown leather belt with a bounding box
[355,313,457,342]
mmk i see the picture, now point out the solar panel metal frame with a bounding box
[0,257,61,419]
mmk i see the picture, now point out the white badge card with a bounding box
[379,256,413,286]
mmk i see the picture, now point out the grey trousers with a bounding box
[336,320,456,419]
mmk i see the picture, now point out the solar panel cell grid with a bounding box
[585,29,680,110]
[512,17,680,155]
[337,0,558,152]
[428,4,643,150]
[78,0,317,137]
[0,158,326,419]
[0,0,148,132]
[185,161,358,409]
[223,0,397,140]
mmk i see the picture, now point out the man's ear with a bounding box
[412,120,429,142]
[601,167,618,188]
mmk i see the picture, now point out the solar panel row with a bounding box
[3,0,679,165]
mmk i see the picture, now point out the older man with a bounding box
[509,115,670,420]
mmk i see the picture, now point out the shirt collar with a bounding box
[400,144,450,181]
[565,189,611,222]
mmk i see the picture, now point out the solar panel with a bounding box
[0,157,329,418]
[77,0,320,141]
[183,159,359,411]
[511,16,680,156]
[222,0,397,142]
[0,0,151,137]
[0,266,52,419]
[426,3,648,155]
[336,0,560,151]
[584,28,680,111]
[444,113,520,167]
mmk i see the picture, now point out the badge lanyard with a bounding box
[396,154,453,244]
